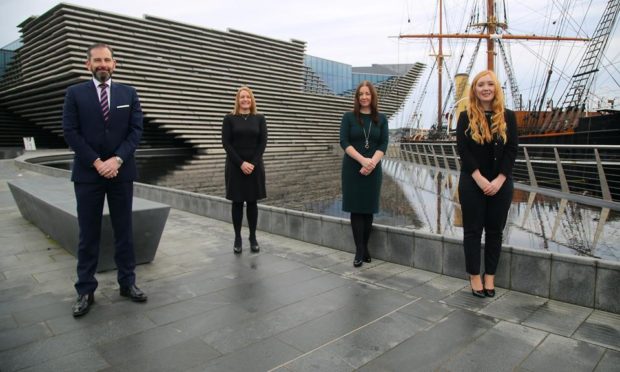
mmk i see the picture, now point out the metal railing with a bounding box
[389,142,620,203]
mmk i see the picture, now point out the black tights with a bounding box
[232,201,258,243]
[350,213,373,260]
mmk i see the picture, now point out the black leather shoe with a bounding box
[72,293,94,317]
[233,238,242,254]
[353,259,363,267]
[250,240,260,253]
[363,254,371,263]
[120,285,148,302]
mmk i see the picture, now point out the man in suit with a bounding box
[63,42,147,317]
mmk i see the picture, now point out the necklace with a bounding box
[362,119,372,149]
[241,113,250,120]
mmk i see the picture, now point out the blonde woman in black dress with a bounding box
[222,86,267,254]
[340,81,389,267]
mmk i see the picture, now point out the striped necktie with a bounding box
[99,83,110,122]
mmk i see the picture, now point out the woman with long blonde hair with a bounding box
[456,70,518,297]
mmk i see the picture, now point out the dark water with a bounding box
[49,155,620,261]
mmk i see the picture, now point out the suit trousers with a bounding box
[458,174,513,275]
[74,181,136,294]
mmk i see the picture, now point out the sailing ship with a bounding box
[398,0,620,145]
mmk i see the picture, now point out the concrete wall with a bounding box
[15,154,620,314]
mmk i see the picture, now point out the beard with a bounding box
[92,68,112,83]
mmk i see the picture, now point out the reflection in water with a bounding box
[382,159,619,262]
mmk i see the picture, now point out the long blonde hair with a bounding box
[232,86,257,115]
[466,70,507,144]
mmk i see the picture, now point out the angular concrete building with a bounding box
[0,3,424,194]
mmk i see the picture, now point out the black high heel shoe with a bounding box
[353,259,363,267]
[483,274,496,297]
[470,276,485,298]
[250,239,260,253]
[233,238,242,254]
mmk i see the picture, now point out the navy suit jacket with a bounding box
[62,80,143,183]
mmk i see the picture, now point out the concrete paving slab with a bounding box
[440,321,548,372]
[375,267,440,292]
[521,334,606,372]
[101,338,221,372]
[406,274,467,301]
[20,348,110,372]
[397,297,456,323]
[595,349,620,372]
[357,309,497,371]
[523,300,593,336]
[479,291,549,323]
[194,337,302,372]
[272,347,355,372]
[573,310,620,351]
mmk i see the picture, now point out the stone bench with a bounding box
[8,175,170,272]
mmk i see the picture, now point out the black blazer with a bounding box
[62,80,143,183]
[456,109,518,180]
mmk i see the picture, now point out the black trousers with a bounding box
[458,175,513,275]
[74,181,136,295]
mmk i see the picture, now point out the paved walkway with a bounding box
[0,159,618,372]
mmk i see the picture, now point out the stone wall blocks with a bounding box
[285,209,304,241]
[369,224,389,261]
[321,215,350,252]
[413,230,443,274]
[510,248,552,298]
[595,260,620,313]
[549,252,597,307]
[385,226,414,267]
[442,235,466,279]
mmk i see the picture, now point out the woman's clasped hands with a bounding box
[360,158,375,176]
[241,161,254,175]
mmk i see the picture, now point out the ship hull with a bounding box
[517,111,620,145]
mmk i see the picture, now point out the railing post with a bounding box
[452,144,460,173]
[594,148,612,202]
[522,147,538,188]
[430,145,440,169]
[416,144,423,164]
[554,148,570,193]
[440,145,450,170]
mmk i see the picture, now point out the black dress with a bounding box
[222,113,267,202]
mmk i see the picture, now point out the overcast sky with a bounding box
[1,0,618,127]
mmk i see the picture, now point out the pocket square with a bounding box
[116,104,129,109]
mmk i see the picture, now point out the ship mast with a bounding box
[485,0,496,71]
[437,0,444,132]
[398,0,588,131]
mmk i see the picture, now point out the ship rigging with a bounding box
[395,0,619,143]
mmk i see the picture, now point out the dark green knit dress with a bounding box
[340,111,389,214]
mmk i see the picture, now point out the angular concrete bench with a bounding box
[8,175,170,272]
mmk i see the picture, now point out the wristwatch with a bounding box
[115,156,123,166]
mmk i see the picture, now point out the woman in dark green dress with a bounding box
[340,81,389,267]
[222,86,268,254]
